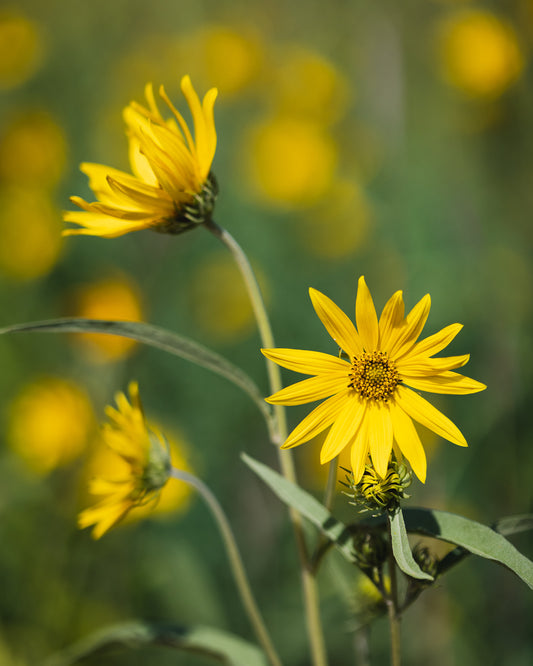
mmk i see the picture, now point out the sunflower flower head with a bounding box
[63,75,218,239]
[78,381,171,539]
[262,276,486,484]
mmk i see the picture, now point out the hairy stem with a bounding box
[171,468,282,666]
[206,220,328,666]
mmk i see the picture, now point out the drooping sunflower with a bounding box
[262,276,486,483]
[63,75,217,238]
[79,382,171,539]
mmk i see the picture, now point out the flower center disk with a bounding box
[349,351,400,401]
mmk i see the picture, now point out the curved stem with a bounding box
[205,220,328,666]
[171,468,282,666]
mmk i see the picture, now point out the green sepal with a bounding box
[388,509,433,581]
[44,621,267,666]
[0,318,271,424]
[402,508,533,590]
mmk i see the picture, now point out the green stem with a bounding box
[387,521,401,666]
[206,219,328,666]
[171,467,282,666]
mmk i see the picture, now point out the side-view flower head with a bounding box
[63,76,218,238]
[263,276,486,484]
[79,381,171,539]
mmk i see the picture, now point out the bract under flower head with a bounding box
[263,276,486,484]
[63,76,218,238]
[79,381,171,539]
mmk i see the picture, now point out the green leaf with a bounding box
[44,621,267,666]
[0,318,271,424]
[241,453,357,564]
[403,508,533,590]
[388,509,433,581]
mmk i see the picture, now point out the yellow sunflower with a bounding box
[63,75,217,238]
[263,276,486,484]
[79,382,171,539]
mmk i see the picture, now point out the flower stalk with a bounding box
[205,219,329,666]
[170,467,282,666]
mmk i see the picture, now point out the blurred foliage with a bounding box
[0,0,532,664]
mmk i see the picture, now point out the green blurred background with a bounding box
[0,0,532,664]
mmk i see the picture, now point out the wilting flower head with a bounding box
[63,75,217,238]
[79,382,171,538]
[263,276,486,484]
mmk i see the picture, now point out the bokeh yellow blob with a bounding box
[189,252,265,342]
[8,377,95,475]
[0,186,63,280]
[439,9,524,98]
[271,47,349,125]
[0,11,43,89]
[296,180,372,259]
[195,26,263,95]
[84,427,193,523]
[247,116,337,208]
[68,276,144,363]
[0,112,67,187]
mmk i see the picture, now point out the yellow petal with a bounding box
[266,373,348,406]
[127,135,159,186]
[397,354,470,374]
[262,348,349,376]
[378,290,404,351]
[408,323,463,358]
[355,276,379,350]
[395,385,467,447]
[320,394,365,463]
[309,288,363,357]
[158,84,196,156]
[389,400,427,482]
[62,211,155,238]
[106,176,174,215]
[368,403,393,478]
[281,389,350,449]
[388,294,431,359]
[401,372,487,395]
[350,416,370,484]
[180,75,218,180]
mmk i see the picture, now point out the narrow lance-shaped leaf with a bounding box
[0,318,271,426]
[241,453,357,563]
[402,508,533,590]
[388,509,433,581]
[43,621,268,666]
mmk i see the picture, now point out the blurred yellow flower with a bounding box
[79,382,172,539]
[0,187,63,280]
[8,377,94,475]
[247,116,337,208]
[271,47,349,125]
[64,76,218,238]
[296,180,371,259]
[184,25,263,96]
[189,252,266,341]
[0,11,43,89]
[68,276,144,362]
[439,9,524,98]
[263,276,486,484]
[85,425,193,523]
[0,112,67,187]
